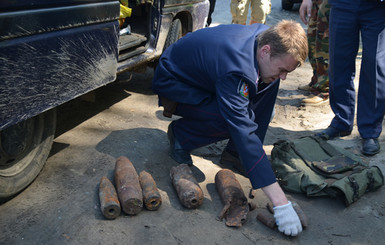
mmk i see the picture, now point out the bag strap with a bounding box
[310,136,343,157]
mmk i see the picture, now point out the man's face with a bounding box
[257,45,299,83]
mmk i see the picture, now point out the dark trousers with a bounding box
[328,3,385,138]
[171,80,280,152]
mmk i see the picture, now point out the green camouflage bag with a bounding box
[271,136,384,206]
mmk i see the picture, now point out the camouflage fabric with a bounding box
[307,0,330,93]
[230,0,271,25]
[312,155,359,174]
[271,136,384,206]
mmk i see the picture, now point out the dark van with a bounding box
[0,0,209,199]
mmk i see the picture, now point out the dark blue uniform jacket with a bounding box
[153,24,277,189]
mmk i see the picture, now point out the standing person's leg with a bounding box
[327,7,359,134]
[249,0,271,24]
[231,0,250,25]
[312,0,330,94]
[356,3,385,155]
[299,0,318,91]
[302,0,331,104]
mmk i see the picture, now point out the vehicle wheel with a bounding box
[163,18,182,52]
[282,0,294,10]
[0,109,56,201]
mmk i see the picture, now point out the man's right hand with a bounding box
[273,201,302,236]
[299,0,312,25]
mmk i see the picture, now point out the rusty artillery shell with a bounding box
[248,202,257,211]
[215,169,249,227]
[215,169,247,204]
[115,156,143,215]
[256,210,277,230]
[292,202,308,229]
[139,171,162,211]
[170,164,203,209]
[266,202,275,214]
[99,176,121,219]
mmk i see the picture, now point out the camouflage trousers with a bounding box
[307,0,330,94]
[230,0,271,25]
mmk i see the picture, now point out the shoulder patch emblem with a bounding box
[239,82,249,99]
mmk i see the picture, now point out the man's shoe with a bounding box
[160,96,178,118]
[167,123,193,165]
[298,84,311,91]
[362,138,380,156]
[302,94,329,105]
[219,149,247,177]
[315,126,352,140]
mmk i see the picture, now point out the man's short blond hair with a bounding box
[258,20,308,66]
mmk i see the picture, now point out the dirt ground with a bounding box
[1,0,385,244]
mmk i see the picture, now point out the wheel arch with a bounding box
[173,11,193,36]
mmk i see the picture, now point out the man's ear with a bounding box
[260,45,271,57]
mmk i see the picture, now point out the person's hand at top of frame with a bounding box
[299,0,312,25]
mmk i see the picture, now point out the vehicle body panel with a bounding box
[0,0,209,130]
[0,1,120,130]
[0,2,119,41]
[0,22,119,130]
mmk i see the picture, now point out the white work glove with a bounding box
[273,201,302,236]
